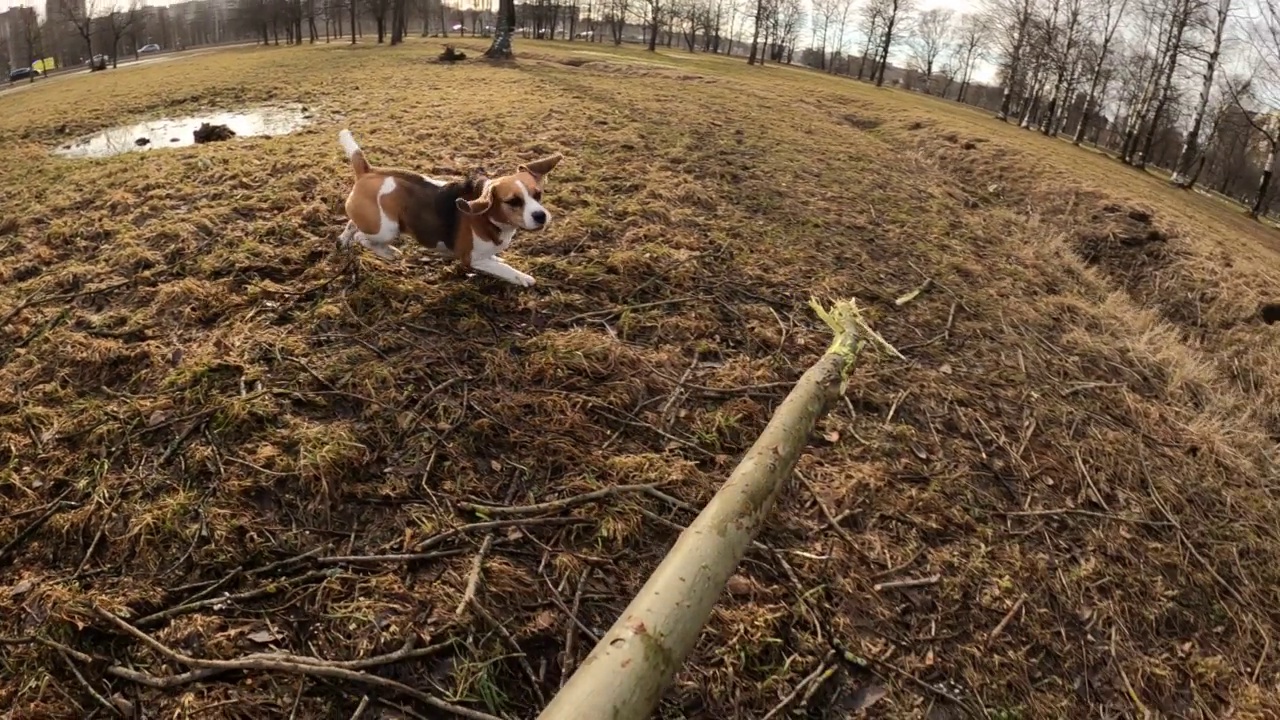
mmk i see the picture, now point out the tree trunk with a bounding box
[350,0,357,43]
[874,14,895,87]
[536,299,898,720]
[747,0,762,64]
[647,2,659,51]
[997,11,1031,120]
[485,0,516,58]
[1252,146,1276,218]
[1171,0,1228,186]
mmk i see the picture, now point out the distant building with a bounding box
[0,5,40,68]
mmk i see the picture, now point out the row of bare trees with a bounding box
[29,0,1275,218]
[975,0,1280,215]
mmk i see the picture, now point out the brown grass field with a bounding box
[3,37,1280,719]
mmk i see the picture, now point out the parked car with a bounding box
[88,54,111,70]
[138,43,161,54]
[7,67,39,83]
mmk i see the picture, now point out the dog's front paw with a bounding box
[512,272,536,287]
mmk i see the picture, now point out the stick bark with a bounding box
[536,298,894,720]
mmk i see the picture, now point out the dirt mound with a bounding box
[1075,203,1173,278]
[843,114,882,130]
[193,122,235,143]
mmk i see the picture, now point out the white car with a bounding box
[138,43,161,54]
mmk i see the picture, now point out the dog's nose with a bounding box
[532,210,547,225]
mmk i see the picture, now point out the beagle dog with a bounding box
[337,129,562,287]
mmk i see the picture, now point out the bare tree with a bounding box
[59,0,100,63]
[644,0,663,50]
[1038,0,1085,134]
[952,13,991,102]
[907,7,953,92]
[856,0,887,78]
[608,0,628,44]
[828,0,854,72]
[1072,0,1129,143]
[811,0,839,69]
[873,0,913,86]
[18,8,41,82]
[986,0,1037,119]
[105,1,140,68]
[748,0,770,63]
[1171,0,1233,186]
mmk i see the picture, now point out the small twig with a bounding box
[986,596,1026,646]
[412,516,585,552]
[1075,449,1109,511]
[288,679,306,720]
[349,695,370,720]
[944,301,958,337]
[894,278,934,307]
[74,495,121,577]
[883,389,909,427]
[991,507,1168,526]
[1143,463,1249,607]
[249,544,335,577]
[872,574,941,592]
[455,534,495,617]
[91,609,492,719]
[457,484,659,517]
[563,296,696,323]
[561,567,593,687]
[315,549,465,565]
[1253,619,1270,684]
[659,355,699,430]
[470,600,546,704]
[542,573,602,647]
[798,474,857,548]
[57,648,121,716]
[0,490,76,564]
[798,663,839,707]
[760,652,836,720]
[135,569,334,627]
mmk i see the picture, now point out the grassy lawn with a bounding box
[2,37,1280,719]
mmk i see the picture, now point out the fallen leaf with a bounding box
[247,629,284,644]
[11,579,34,596]
[848,683,888,712]
[489,459,502,471]
[910,443,929,460]
[823,429,840,443]
[939,363,953,375]
[111,694,136,718]
[147,410,169,427]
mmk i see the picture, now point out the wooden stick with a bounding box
[412,517,583,552]
[561,567,593,687]
[986,596,1026,646]
[872,574,941,592]
[457,484,658,517]
[538,297,894,720]
[454,534,494,617]
[91,608,495,720]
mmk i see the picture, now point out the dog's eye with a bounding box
[505,197,523,207]
[531,190,542,201]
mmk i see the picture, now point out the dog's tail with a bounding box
[338,129,370,178]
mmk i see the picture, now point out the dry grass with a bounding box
[2,37,1280,719]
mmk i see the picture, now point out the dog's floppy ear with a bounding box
[456,180,493,215]
[519,153,563,179]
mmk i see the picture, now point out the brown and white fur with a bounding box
[337,129,562,287]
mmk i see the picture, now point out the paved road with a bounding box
[1,42,258,96]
